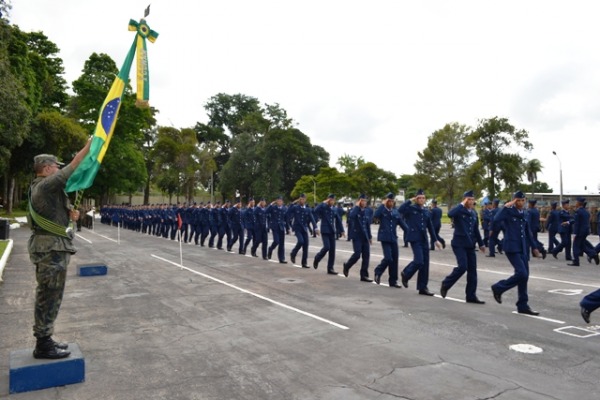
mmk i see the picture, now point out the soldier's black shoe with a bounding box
[262,257,268,261]
[581,307,591,323]
[49,337,68,350]
[374,273,381,285]
[594,255,600,265]
[567,262,580,266]
[290,254,296,264]
[466,298,485,304]
[485,254,495,258]
[301,264,309,268]
[361,277,373,282]
[541,249,547,260]
[251,251,258,257]
[239,249,245,255]
[442,242,446,249]
[492,287,502,304]
[313,259,319,269]
[279,260,288,264]
[327,269,339,275]
[267,248,273,260]
[33,337,70,359]
[390,284,402,288]
[227,247,232,252]
[497,248,503,255]
[401,272,409,288]
[418,288,435,296]
[440,285,448,298]
[343,262,349,277]
[551,250,558,259]
[518,308,540,316]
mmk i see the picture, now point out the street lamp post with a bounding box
[552,151,563,203]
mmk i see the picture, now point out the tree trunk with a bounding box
[2,172,7,209]
[143,177,150,205]
[7,177,15,214]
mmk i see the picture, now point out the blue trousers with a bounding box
[442,246,478,301]
[345,238,371,278]
[291,228,310,265]
[554,231,572,259]
[492,252,530,310]
[269,227,286,262]
[315,233,337,270]
[229,225,244,252]
[581,288,600,313]
[251,228,268,258]
[402,240,431,290]
[374,241,398,285]
[547,229,560,252]
[243,228,255,252]
[488,230,503,256]
[572,235,596,264]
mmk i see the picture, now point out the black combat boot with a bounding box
[33,336,71,359]
[48,337,69,350]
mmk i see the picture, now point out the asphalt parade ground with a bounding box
[1,223,599,399]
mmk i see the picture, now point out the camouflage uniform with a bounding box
[28,161,77,339]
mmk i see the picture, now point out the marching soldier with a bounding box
[551,199,573,261]
[491,191,543,316]
[313,194,345,275]
[228,201,245,253]
[399,189,442,296]
[286,194,318,268]
[242,198,256,255]
[440,190,486,303]
[546,201,560,253]
[342,194,373,282]
[251,198,269,259]
[570,197,599,266]
[429,199,445,250]
[373,192,404,287]
[266,196,289,263]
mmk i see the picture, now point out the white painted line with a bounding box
[87,229,119,243]
[511,311,565,324]
[554,326,600,338]
[434,295,466,303]
[151,254,349,330]
[75,234,92,244]
[509,343,543,354]
[548,289,584,296]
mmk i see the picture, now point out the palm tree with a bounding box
[525,159,543,198]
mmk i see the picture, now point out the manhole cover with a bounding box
[509,344,543,354]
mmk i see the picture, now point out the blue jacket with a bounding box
[493,206,537,254]
[374,204,403,242]
[265,204,288,231]
[558,209,573,234]
[482,207,493,230]
[546,209,560,232]
[243,207,255,230]
[286,204,317,231]
[314,202,344,235]
[229,207,243,228]
[448,204,483,249]
[253,206,268,232]
[572,207,591,237]
[397,200,437,243]
[430,206,442,231]
[526,207,541,233]
[347,205,372,241]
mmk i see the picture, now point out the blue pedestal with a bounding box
[77,263,108,276]
[10,343,85,394]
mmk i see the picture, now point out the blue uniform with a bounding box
[482,206,493,247]
[491,206,540,311]
[343,205,373,279]
[571,206,596,265]
[441,204,484,301]
[373,204,404,285]
[430,205,445,250]
[251,206,268,258]
[546,208,560,252]
[313,202,344,271]
[242,206,255,254]
[228,206,245,253]
[287,203,318,266]
[526,206,545,256]
[552,207,573,260]
[266,203,289,262]
[488,207,504,256]
[399,200,438,291]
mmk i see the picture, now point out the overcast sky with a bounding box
[10,0,600,195]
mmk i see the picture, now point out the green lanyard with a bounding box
[28,189,73,239]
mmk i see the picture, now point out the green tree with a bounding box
[336,154,365,174]
[467,117,532,200]
[350,162,398,201]
[524,158,543,198]
[291,167,351,204]
[151,127,201,203]
[414,122,472,208]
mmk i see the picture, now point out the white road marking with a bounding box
[548,289,584,296]
[554,326,600,338]
[151,254,349,330]
[87,229,119,243]
[511,311,565,324]
[434,294,466,303]
[509,343,543,354]
[75,234,92,244]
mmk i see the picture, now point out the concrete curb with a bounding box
[0,239,14,283]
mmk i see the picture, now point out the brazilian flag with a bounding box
[66,19,158,193]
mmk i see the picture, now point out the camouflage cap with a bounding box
[34,154,65,167]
